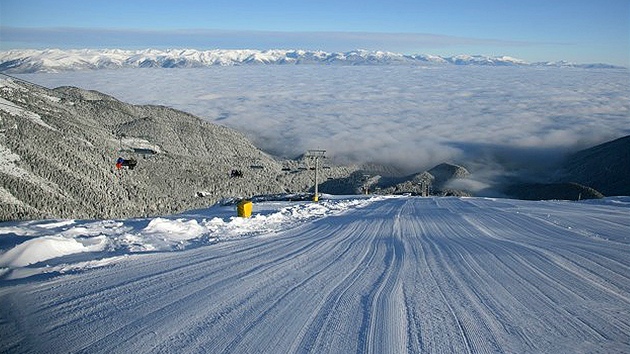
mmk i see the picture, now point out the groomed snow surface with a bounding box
[1,195,629,353]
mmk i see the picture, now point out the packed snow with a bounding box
[1,195,629,353]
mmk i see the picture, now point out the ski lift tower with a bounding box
[306,149,326,202]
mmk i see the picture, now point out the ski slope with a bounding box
[1,196,629,353]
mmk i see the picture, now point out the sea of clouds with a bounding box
[18,65,630,180]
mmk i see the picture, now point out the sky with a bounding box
[1,0,629,66]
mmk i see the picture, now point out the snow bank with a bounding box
[3,256,128,280]
[0,235,107,267]
[205,197,378,239]
[0,196,381,279]
[143,218,206,239]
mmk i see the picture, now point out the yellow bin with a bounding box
[237,200,253,218]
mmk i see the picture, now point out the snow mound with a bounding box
[0,235,107,268]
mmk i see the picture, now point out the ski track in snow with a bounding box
[1,196,629,353]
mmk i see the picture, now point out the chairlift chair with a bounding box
[116,156,137,170]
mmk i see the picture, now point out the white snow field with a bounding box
[1,195,630,353]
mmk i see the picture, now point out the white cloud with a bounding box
[1,27,533,53]
[18,65,630,175]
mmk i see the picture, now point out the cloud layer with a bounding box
[19,65,630,178]
[1,27,532,53]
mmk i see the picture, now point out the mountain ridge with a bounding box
[0,48,624,73]
[559,135,630,196]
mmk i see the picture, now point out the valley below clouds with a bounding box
[18,65,630,176]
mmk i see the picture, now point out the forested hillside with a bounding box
[0,77,357,220]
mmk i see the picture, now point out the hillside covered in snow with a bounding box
[0,48,623,73]
[1,195,629,353]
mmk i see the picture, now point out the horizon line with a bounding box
[0,47,626,68]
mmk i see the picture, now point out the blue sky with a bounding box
[1,0,629,65]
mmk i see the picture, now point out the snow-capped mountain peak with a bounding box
[2,48,620,73]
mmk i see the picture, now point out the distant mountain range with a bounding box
[0,49,624,73]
